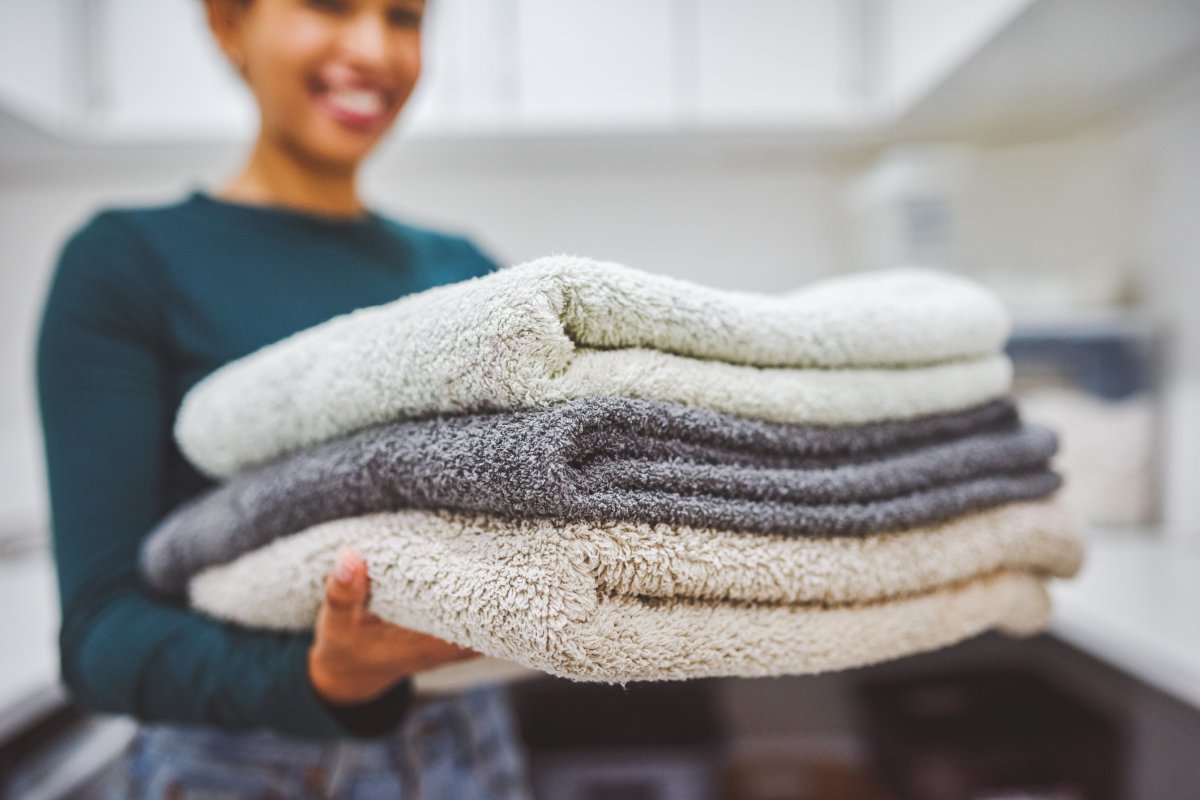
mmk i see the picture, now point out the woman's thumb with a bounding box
[325,547,367,615]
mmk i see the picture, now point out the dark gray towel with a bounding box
[140,397,1059,596]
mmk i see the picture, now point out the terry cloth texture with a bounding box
[142,397,1060,597]
[174,259,1014,478]
[189,499,1083,682]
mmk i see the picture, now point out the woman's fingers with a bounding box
[323,548,367,623]
[442,643,482,663]
[309,548,487,702]
[392,630,482,672]
[328,551,475,660]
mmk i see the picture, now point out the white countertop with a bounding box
[1050,529,1200,710]
[0,545,60,724]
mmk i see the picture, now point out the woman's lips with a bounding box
[313,83,393,133]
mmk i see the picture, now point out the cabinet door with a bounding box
[406,0,518,135]
[93,0,254,139]
[514,0,677,131]
[693,0,854,125]
[879,0,1031,110]
[0,0,75,130]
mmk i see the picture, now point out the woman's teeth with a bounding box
[327,88,385,116]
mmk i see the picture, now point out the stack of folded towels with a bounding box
[139,256,1083,683]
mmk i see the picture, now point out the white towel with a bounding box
[189,499,1081,682]
[175,258,1012,478]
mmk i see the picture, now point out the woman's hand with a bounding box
[307,547,478,706]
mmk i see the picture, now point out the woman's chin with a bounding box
[286,134,379,174]
[311,118,398,165]
[316,143,374,172]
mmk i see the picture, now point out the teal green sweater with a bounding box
[35,189,497,740]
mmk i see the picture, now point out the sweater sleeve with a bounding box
[34,212,411,740]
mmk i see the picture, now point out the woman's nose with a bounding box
[339,10,392,68]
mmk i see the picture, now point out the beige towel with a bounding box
[190,499,1082,682]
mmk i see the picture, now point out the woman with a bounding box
[35,0,532,796]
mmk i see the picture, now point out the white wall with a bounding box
[1125,68,1200,544]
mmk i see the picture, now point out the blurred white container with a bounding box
[842,137,1138,315]
[843,143,976,275]
[1018,386,1157,528]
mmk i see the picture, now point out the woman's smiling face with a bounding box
[207,0,425,171]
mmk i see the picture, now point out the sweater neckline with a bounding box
[185,188,382,231]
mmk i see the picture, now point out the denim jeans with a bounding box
[106,686,533,799]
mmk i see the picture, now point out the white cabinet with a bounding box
[91,0,255,140]
[508,0,860,131]
[878,0,1031,112]
[0,0,867,140]
[513,0,677,131]
[0,0,255,141]
[0,0,76,132]
[404,0,517,135]
[693,0,857,126]
[0,0,1081,143]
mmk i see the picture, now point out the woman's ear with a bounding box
[203,0,251,79]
